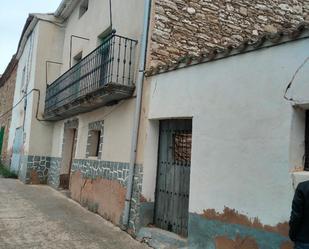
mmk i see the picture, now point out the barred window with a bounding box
[173,132,192,164]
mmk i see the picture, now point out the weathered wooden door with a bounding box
[11,127,23,173]
[154,119,192,237]
[0,126,5,156]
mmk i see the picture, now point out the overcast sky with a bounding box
[0,0,62,74]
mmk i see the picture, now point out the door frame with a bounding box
[153,118,192,237]
[59,120,79,189]
[0,126,5,157]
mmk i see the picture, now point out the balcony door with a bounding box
[72,52,82,100]
[98,33,112,86]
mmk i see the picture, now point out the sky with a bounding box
[0,0,62,74]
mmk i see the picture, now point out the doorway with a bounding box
[59,128,77,189]
[0,126,5,157]
[11,127,23,173]
[154,119,192,237]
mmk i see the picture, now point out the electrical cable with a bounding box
[284,56,309,102]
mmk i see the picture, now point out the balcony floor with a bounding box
[44,83,135,121]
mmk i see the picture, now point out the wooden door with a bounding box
[0,127,5,156]
[154,119,192,237]
[11,127,23,173]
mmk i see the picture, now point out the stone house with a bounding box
[0,55,18,167]
[133,1,309,249]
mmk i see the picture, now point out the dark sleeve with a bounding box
[289,184,305,241]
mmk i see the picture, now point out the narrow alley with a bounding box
[0,178,149,249]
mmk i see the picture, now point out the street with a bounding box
[0,178,150,249]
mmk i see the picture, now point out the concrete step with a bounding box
[137,227,188,249]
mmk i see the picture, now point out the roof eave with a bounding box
[54,0,80,20]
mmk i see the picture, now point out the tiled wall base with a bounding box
[17,156,144,235]
[19,155,51,184]
[47,157,62,189]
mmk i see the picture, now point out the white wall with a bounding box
[50,99,135,162]
[59,0,144,74]
[8,26,38,155]
[27,21,65,156]
[142,38,309,226]
[8,19,65,158]
[50,0,145,163]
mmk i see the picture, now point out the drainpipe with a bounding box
[122,0,152,229]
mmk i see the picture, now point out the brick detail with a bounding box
[150,0,309,68]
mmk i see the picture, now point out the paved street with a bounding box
[0,178,150,249]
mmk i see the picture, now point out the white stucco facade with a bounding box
[8,18,64,158]
[141,37,309,227]
[7,14,65,179]
[49,0,145,163]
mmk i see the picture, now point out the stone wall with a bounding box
[150,0,309,67]
[0,58,17,167]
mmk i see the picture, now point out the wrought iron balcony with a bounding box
[44,33,138,121]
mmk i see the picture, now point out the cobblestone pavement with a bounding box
[0,178,150,249]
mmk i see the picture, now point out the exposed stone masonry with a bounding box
[0,56,17,167]
[150,0,309,67]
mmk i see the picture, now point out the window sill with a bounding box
[291,171,309,190]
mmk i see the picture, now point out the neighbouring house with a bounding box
[0,55,18,167]
[133,1,309,249]
[8,13,64,181]
[45,0,146,230]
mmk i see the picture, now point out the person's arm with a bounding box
[289,184,305,241]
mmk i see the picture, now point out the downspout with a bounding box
[109,0,113,28]
[123,0,152,229]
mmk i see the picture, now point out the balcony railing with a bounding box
[44,33,138,118]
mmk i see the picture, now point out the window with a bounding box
[86,121,104,159]
[97,27,113,45]
[305,111,309,171]
[88,130,101,157]
[173,132,192,164]
[79,0,89,18]
[73,52,83,66]
[21,66,26,93]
